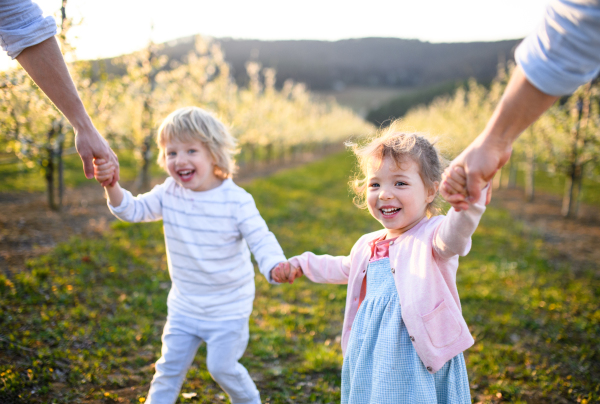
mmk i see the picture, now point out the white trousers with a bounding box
[146,313,260,404]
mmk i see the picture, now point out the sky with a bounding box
[1,0,551,70]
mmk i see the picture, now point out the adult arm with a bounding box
[443,0,600,209]
[16,37,119,185]
[0,0,118,184]
[442,66,558,209]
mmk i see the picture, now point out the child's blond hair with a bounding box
[156,107,237,179]
[348,122,447,217]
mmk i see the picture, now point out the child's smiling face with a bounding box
[366,155,438,238]
[164,139,223,192]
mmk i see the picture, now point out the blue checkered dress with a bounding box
[341,258,471,404]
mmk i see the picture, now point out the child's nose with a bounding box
[379,188,394,199]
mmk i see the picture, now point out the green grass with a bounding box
[1,152,599,403]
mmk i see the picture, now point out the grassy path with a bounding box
[1,152,599,403]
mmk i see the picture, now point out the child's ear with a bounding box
[427,181,440,203]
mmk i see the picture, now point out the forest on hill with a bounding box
[92,36,521,91]
[218,37,520,90]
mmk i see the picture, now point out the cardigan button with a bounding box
[391,267,395,274]
[389,241,394,245]
[427,366,432,372]
[410,336,415,342]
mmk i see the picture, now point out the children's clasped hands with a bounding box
[271,261,303,284]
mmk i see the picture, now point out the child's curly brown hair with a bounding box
[347,121,447,217]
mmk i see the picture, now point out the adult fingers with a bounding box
[444,193,466,203]
[465,169,483,203]
[80,152,95,179]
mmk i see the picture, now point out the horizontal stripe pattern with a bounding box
[109,177,286,320]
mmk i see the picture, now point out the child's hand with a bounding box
[94,158,116,187]
[271,261,303,284]
[441,165,469,211]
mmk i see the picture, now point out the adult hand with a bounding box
[441,65,558,211]
[16,37,120,186]
[441,134,511,211]
[75,125,119,186]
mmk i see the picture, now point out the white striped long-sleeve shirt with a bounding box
[108,177,286,321]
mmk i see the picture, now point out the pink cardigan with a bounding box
[289,189,487,374]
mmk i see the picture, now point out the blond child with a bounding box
[272,127,489,403]
[94,106,286,404]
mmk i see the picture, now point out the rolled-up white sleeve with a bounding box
[516,0,600,96]
[0,0,57,59]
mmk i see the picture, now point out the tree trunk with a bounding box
[137,135,153,192]
[575,168,584,217]
[57,135,64,210]
[525,148,535,202]
[246,143,255,169]
[136,45,158,193]
[562,83,591,218]
[45,146,56,211]
[562,164,583,218]
[508,156,518,188]
[502,155,518,188]
[265,142,273,164]
[279,141,286,165]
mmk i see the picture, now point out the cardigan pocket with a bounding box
[421,299,462,348]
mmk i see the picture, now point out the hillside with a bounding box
[218,37,520,90]
[93,36,520,92]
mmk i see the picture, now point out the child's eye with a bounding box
[369,183,380,188]
[188,149,197,154]
[167,151,176,157]
[395,181,408,186]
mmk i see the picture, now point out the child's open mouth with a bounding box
[177,169,195,182]
[380,207,401,216]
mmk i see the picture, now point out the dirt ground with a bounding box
[2,168,600,278]
[491,187,600,274]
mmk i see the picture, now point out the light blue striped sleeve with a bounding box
[236,194,286,284]
[0,0,57,59]
[108,182,166,223]
[515,0,600,96]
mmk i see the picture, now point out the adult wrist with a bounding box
[479,129,513,155]
[72,116,97,136]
